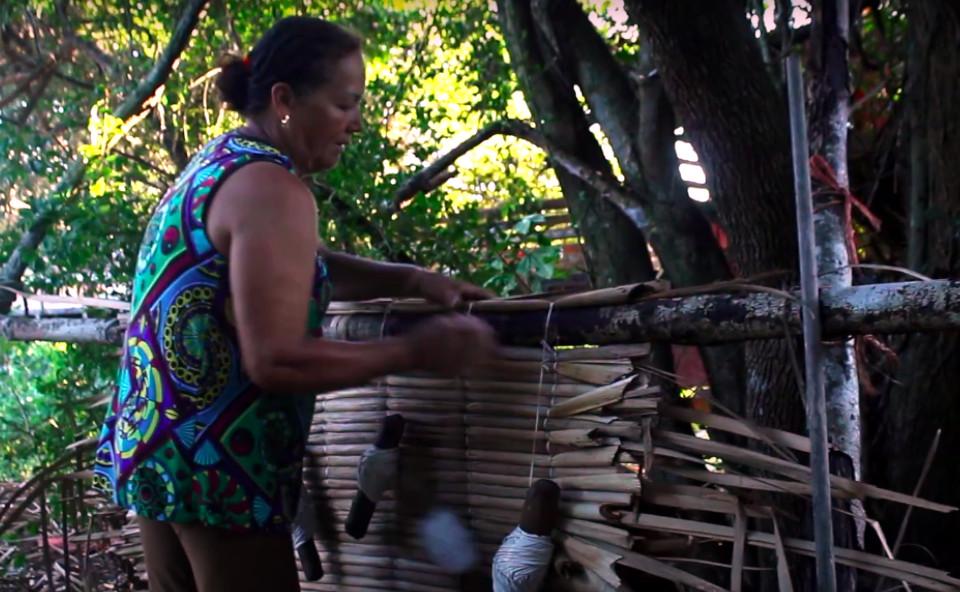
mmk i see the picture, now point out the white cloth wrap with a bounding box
[492,526,555,592]
[357,445,399,503]
[418,508,479,574]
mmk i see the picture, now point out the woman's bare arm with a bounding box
[206,163,494,393]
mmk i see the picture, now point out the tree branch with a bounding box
[0,0,208,311]
[112,0,207,121]
[536,0,643,180]
[393,119,637,217]
[0,60,54,111]
[14,63,54,124]
[62,31,115,74]
[112,147,175,183]
[0,315,124,345]
[547,0,731,286]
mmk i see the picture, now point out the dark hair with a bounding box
[216,17,362,115]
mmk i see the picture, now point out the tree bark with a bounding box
[871,0,960,576]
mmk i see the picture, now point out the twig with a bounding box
[864,515,912,592]
[848,264,934,282]
[111,148,175,182]
[14,64,54,124]
[0,61,54,110]
[873,429,941,592]
[637,270,797,302]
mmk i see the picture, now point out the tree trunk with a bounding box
[496,0,654,289]
[627,2,808,588]
[498,0,676,410]
[627,0,805,427]
[872,0,960,576]
[535,0,746,415]
[808,0,862,478]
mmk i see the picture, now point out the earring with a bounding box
[281,114,291,127]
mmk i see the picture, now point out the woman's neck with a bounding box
[239,118,279,148]
[239,117,305,177]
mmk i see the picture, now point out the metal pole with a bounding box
[786,53,837,592]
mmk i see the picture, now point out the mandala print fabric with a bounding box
[93,132,331,532]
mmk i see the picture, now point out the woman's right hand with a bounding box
[405,314,497,377]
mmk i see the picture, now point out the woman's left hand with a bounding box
[412,270,495,309]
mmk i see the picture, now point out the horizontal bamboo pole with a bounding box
[13,279,960,345]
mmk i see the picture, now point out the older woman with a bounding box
[93,16,496,592]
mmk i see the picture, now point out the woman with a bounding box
[93,16,496,592]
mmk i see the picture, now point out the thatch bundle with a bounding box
[303,293,960,591]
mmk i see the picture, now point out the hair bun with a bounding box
[215,54,250,113]
[215,18,362,116]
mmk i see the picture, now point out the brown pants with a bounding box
[137,516,300,592]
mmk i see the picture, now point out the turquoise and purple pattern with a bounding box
[93,131,331,532]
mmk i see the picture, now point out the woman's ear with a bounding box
[270,82,296,120]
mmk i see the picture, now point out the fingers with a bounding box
[407,313,498,377]
[442,283,491,309]
[459,283,496,301]
[444,292,462,309]
[439,282,493,311]
[419,273,495,308]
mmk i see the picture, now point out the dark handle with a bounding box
[297,539,323,581]
[374,414,405,448]
[345,490,376,539]
[519,479,561,536]
[345,414,405,540]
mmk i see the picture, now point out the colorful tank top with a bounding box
[93,130,331,532]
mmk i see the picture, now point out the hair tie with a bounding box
[242,53,252,72]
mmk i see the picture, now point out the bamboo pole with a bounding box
[788,52,837,592]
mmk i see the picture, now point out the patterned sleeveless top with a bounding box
[93,130,331,532]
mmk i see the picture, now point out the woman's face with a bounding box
[278,51,366,174]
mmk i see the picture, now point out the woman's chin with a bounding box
[312,153,342,172]
[303,159,336,175]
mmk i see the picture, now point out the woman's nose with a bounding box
[347,111,363,134]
